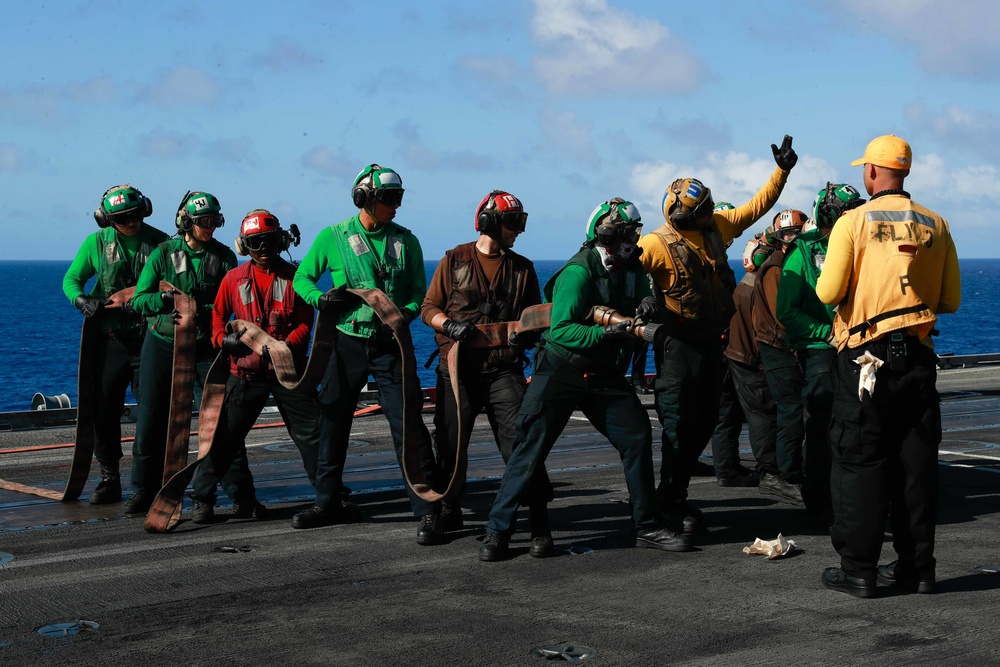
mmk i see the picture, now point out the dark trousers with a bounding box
[727,358,779,475]
[653,335,724,506]
[759,343,805,482]
[91,332,143,467]
[433,365,552,507]
[191,373,320,505]
[799,347,836,517]
[315,331,439,516]
[828,338,941,580]
[710,360,744,478]
[486,348,662,535]
[131,333,212,495]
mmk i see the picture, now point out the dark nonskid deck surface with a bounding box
[1,366,999,665]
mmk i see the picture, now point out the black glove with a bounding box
[221,328,248,356]
[509,328,541,349]
[771,135,797,171]
[635,296,660,323]
[74,295,110,318]
[160,290,175,310]
[442,319,475,342]
[602,321,634,343]
[318,285,353,313]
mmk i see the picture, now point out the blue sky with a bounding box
[5,0,1000,261]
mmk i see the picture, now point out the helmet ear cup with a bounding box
[175,190,194,233]
[234,236,248,256]
[94,208,111,228]
[352,185,370,209]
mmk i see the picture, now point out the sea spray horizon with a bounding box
[0,258,994,413]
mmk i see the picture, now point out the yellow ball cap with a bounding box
[850,134,912,169]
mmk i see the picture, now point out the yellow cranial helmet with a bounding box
[662,178,713,225]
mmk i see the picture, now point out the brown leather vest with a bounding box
[752,246,790,351]
[724,273,761,369]
[436,242,535,370]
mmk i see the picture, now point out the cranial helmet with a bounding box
[662,178,713,226]
[742,233,774,272]
[234,209,300,257]
[351,164,404,209]
[585,197,642,246]
[175,191,224,232]
[713,201,735,213]
[94,184,153,228]
[476,190,527,235]
[813,182,865,228]
[765,209,807,245]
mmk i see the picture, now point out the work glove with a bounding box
[635,296,660,323]
[441,319,475,342]
[221,328,249,356]
[771,135,798,171]
[160,290,175,310]
[317,285,353,313]
[602,321,634,343]
[74,295,111,318]
[509,329,542,349]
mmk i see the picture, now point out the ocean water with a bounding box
[0,258,993,413]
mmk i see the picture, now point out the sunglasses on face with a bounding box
[243,231,280,252]
[499,211,528,233]
[374,188,404,207]
[111,212,143,227]
[192,214,225,229]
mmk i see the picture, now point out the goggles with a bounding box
[243,231,280,252]
[498,210,528,233]
[110,210,143,226]
[192,213,225,229]
[691,196,715,220]
[596,223,642,246]
[373,188,404,207]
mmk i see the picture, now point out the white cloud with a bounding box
[827,0,1000,80]
[907,102,1000,163]
[137,65,220,108]
[393,121,495,172]
[531,0,707,95]
[629,152,839,224]
[907,153,1000,208]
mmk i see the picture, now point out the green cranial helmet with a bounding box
[352,164,404,208]
[713,202,735,212]
[175,191,224,232]
[94,184,153,227]
[585,197,642,245]
[813,182,865,228]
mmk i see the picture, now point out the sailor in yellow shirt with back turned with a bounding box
[815,134,961,599]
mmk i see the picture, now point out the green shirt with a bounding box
[293,215,426,338]
[131,236,238,343]
[62,223,170,336]
[543,247,652,373]
[776,228,835,350]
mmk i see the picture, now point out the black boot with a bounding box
[528,504,554,558]
[89,463,122,505]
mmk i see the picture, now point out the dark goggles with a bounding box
[691,196,715,219]
[110,210,143,226]
[498,210,528,233]
[192,213,225,229]
[374,188,404,207]
[243,231,280,251]
[596,222,641,245]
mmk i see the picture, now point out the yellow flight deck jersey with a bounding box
[815,193,961,350]
[638,165,790,339]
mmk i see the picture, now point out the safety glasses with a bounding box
[499,210,528,233]
[192,214,225,229]
[691,196,715,220]
[619,224,642,244]
[243,231,280,252]
[374,188,404,207]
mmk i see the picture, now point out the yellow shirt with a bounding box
[638,165,789,292]
[816,194,961,349]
